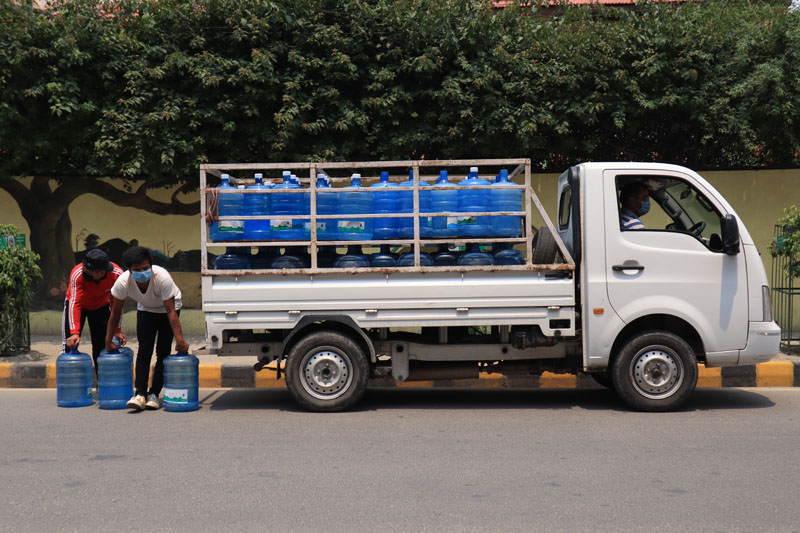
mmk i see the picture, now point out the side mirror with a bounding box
[721,214,740,255]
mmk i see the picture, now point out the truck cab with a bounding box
[557,163,780,398]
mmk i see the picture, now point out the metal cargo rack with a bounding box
[200,158,575,275]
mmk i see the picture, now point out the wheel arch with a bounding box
[280,315,376,363]
[610,314,705,366]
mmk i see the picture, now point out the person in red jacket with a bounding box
[62,249,126,372]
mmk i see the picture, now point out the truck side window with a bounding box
[558,186,571,230]
[615,175,725,251]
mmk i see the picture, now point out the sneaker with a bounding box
[145,393,161,410]
[127,394,146,410]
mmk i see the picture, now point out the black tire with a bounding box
[611,331,698,412]
[531,226,558,264]
[285,331,369,412]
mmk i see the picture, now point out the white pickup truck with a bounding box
[198,159,780,412]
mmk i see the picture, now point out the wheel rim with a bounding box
[300,347,353,401]
[629,345,684,400]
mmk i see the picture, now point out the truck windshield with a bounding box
[662,182,722,239]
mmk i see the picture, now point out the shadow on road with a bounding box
[200,386,775,412]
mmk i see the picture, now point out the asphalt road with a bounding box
[2,387,800,532]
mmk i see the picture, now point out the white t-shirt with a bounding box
[110,265,182,313]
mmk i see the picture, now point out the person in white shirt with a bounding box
[104,246,190,411]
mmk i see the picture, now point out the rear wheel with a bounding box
[285,331,369,412]
[611,331,698,412]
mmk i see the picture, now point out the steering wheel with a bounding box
[688,221,706,236]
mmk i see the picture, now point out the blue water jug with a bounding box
[493,243,524,265]
[334,245,370,268]
[371,171,399,240]
[251,247,278,269]
[213,247,251,270]
[432,244,459,266]
[97,347,134,410]
[272,246,309,269]
[491,169,522,237]
[337,174,373,240]
[209,174,245,241]
[397,250,434,267]
[371,244,397,267]
[244,173,271,240]
[398,170,433,239]
[457,167,492,237]
[270,171,305,240]
[429,170,458,238]
[458,244,494,265]
[314,175,339,241]
[56,348,93,407]
[291,174,311,239]
[163,353,199,412]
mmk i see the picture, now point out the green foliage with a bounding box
[0,0,798,180]
[0,224,42,355]
[770,206,800,280]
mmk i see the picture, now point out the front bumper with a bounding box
[738,321,782,365]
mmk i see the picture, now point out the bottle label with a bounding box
[447,217,459,228]
[87,387,93,399]
[338,221,366,233]
[270,219,293,231]
[218,221,244,232]
[457,216,477,226]
[316,222,329,232]
[164,388,188,403]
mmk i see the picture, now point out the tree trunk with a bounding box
[28,204,74,308]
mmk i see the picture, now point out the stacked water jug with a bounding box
[208,167,523,268]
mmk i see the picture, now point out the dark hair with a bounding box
[619,181,648,206]
[122,246,152,269]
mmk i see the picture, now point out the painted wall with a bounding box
[1,169,798,312]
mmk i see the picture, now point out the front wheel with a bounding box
[285,331,369,412]
[611,331,698,412]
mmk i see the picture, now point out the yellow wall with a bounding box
[1,170,798,310]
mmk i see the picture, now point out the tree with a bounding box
[1,0,798,305]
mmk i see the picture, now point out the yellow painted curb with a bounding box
[478,372,505,388]
[46,362,57,388]
[756,361,794,387]
[0,363,11,387]
[697,364,722,388]
[198,363,222,387]
[539,371,576,389]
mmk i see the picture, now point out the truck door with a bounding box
[603,169,748,355]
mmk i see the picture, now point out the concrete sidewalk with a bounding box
[1,334,799,390]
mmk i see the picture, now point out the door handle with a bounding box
[612,264,644,272]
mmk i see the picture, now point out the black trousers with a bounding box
[61,299,110,375]
[135,310,179,396]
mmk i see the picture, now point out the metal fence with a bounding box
[771,224,799,352]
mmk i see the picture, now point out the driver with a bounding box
[619,182,650,230]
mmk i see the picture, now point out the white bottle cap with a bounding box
[254,173,263,180]
[221,173,230,180]
[282,170,291,177]
[353,173,361,179]
[470,167,478,173]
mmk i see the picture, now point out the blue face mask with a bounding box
[638,200,651,216]
[131,268,152,283]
